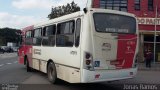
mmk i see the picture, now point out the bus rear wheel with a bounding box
[47,62,57,84]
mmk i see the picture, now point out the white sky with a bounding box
[0,0,88,29]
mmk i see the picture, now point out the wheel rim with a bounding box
[49,67,55,80]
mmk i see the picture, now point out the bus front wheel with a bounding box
[47,62,57,84]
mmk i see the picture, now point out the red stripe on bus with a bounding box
[116,34,137,69]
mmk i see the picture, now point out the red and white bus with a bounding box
[18,8,139,84]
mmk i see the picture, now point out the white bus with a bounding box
[18,8,139,84]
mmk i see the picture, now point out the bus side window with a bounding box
[26,31,32,38]
[56,20,75,47]
[75,18,81,47]
[25,31,32,45]
[42,25,56,46]
[33,28,42,46]
[42,27,46,36]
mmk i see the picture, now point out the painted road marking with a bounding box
[14,61,18,63]
[0,53,17,59]
[0,62,18,68]
[6,63,12,65]
[0,64,4,67]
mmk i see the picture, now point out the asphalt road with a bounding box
[0,53,160,90]
[0,53,33,84]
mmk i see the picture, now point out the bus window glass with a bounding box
[70,21,74,33]
[26,31,31,38]
[25,31,32,45]
[33,28,42,46]
[42,27,46,36]
[56,21,75,47]
[42,37,49,46]
[34,28,41,37]
[46,25,56,36]
[58,21,74,34]
[93,13,136,34]
[42,25,56,46]
[62,22,70,34]
[75,18,81,47]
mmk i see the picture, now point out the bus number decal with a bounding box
[34,49,41,55]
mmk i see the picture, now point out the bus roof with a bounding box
[21,25,34,31]
[34,11,84,28]
[22,8,136,30]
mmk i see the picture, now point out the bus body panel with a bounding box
[18,45,33,66]
[92,34,138,70]
[116,34,138,69]
[80,9,138,82]
[81,68,137,83]
[18,26,34,66]
[55,64,81,83]
[93,33,118,69]
[18,30,25,64]
[18,45,25,64]
[31,15,83,83]
[18,8,138,83]
[88,9,138,70]
[32,46,81,69]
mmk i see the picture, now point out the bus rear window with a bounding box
[93,13,136,34]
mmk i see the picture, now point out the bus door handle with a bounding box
[70,51,77,55]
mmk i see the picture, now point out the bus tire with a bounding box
[25,57,31,72]
[47,62,57,84]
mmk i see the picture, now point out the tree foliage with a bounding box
[48,1,80,19]
[0,28,21,46]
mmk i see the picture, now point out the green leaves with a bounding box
[48,1,80,19]
[0,28,21,46]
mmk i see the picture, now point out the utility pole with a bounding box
[153,0,158,64]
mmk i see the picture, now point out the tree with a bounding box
[0,36,3,46]
[0,28,21,46]
[48,1,80,19]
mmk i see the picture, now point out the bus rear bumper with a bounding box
[81,68,137,83]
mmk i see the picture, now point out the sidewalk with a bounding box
[138,62,160,71]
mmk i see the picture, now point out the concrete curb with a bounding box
[138,63,160,71]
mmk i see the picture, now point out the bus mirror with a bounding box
[83,8,88,14]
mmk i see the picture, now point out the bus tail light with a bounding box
[86,60,91,65]
[84,52,94,71]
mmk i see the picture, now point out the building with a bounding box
[91,0,160,62]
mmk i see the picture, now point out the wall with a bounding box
[92,0,160,31]
[128,0,160,31]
